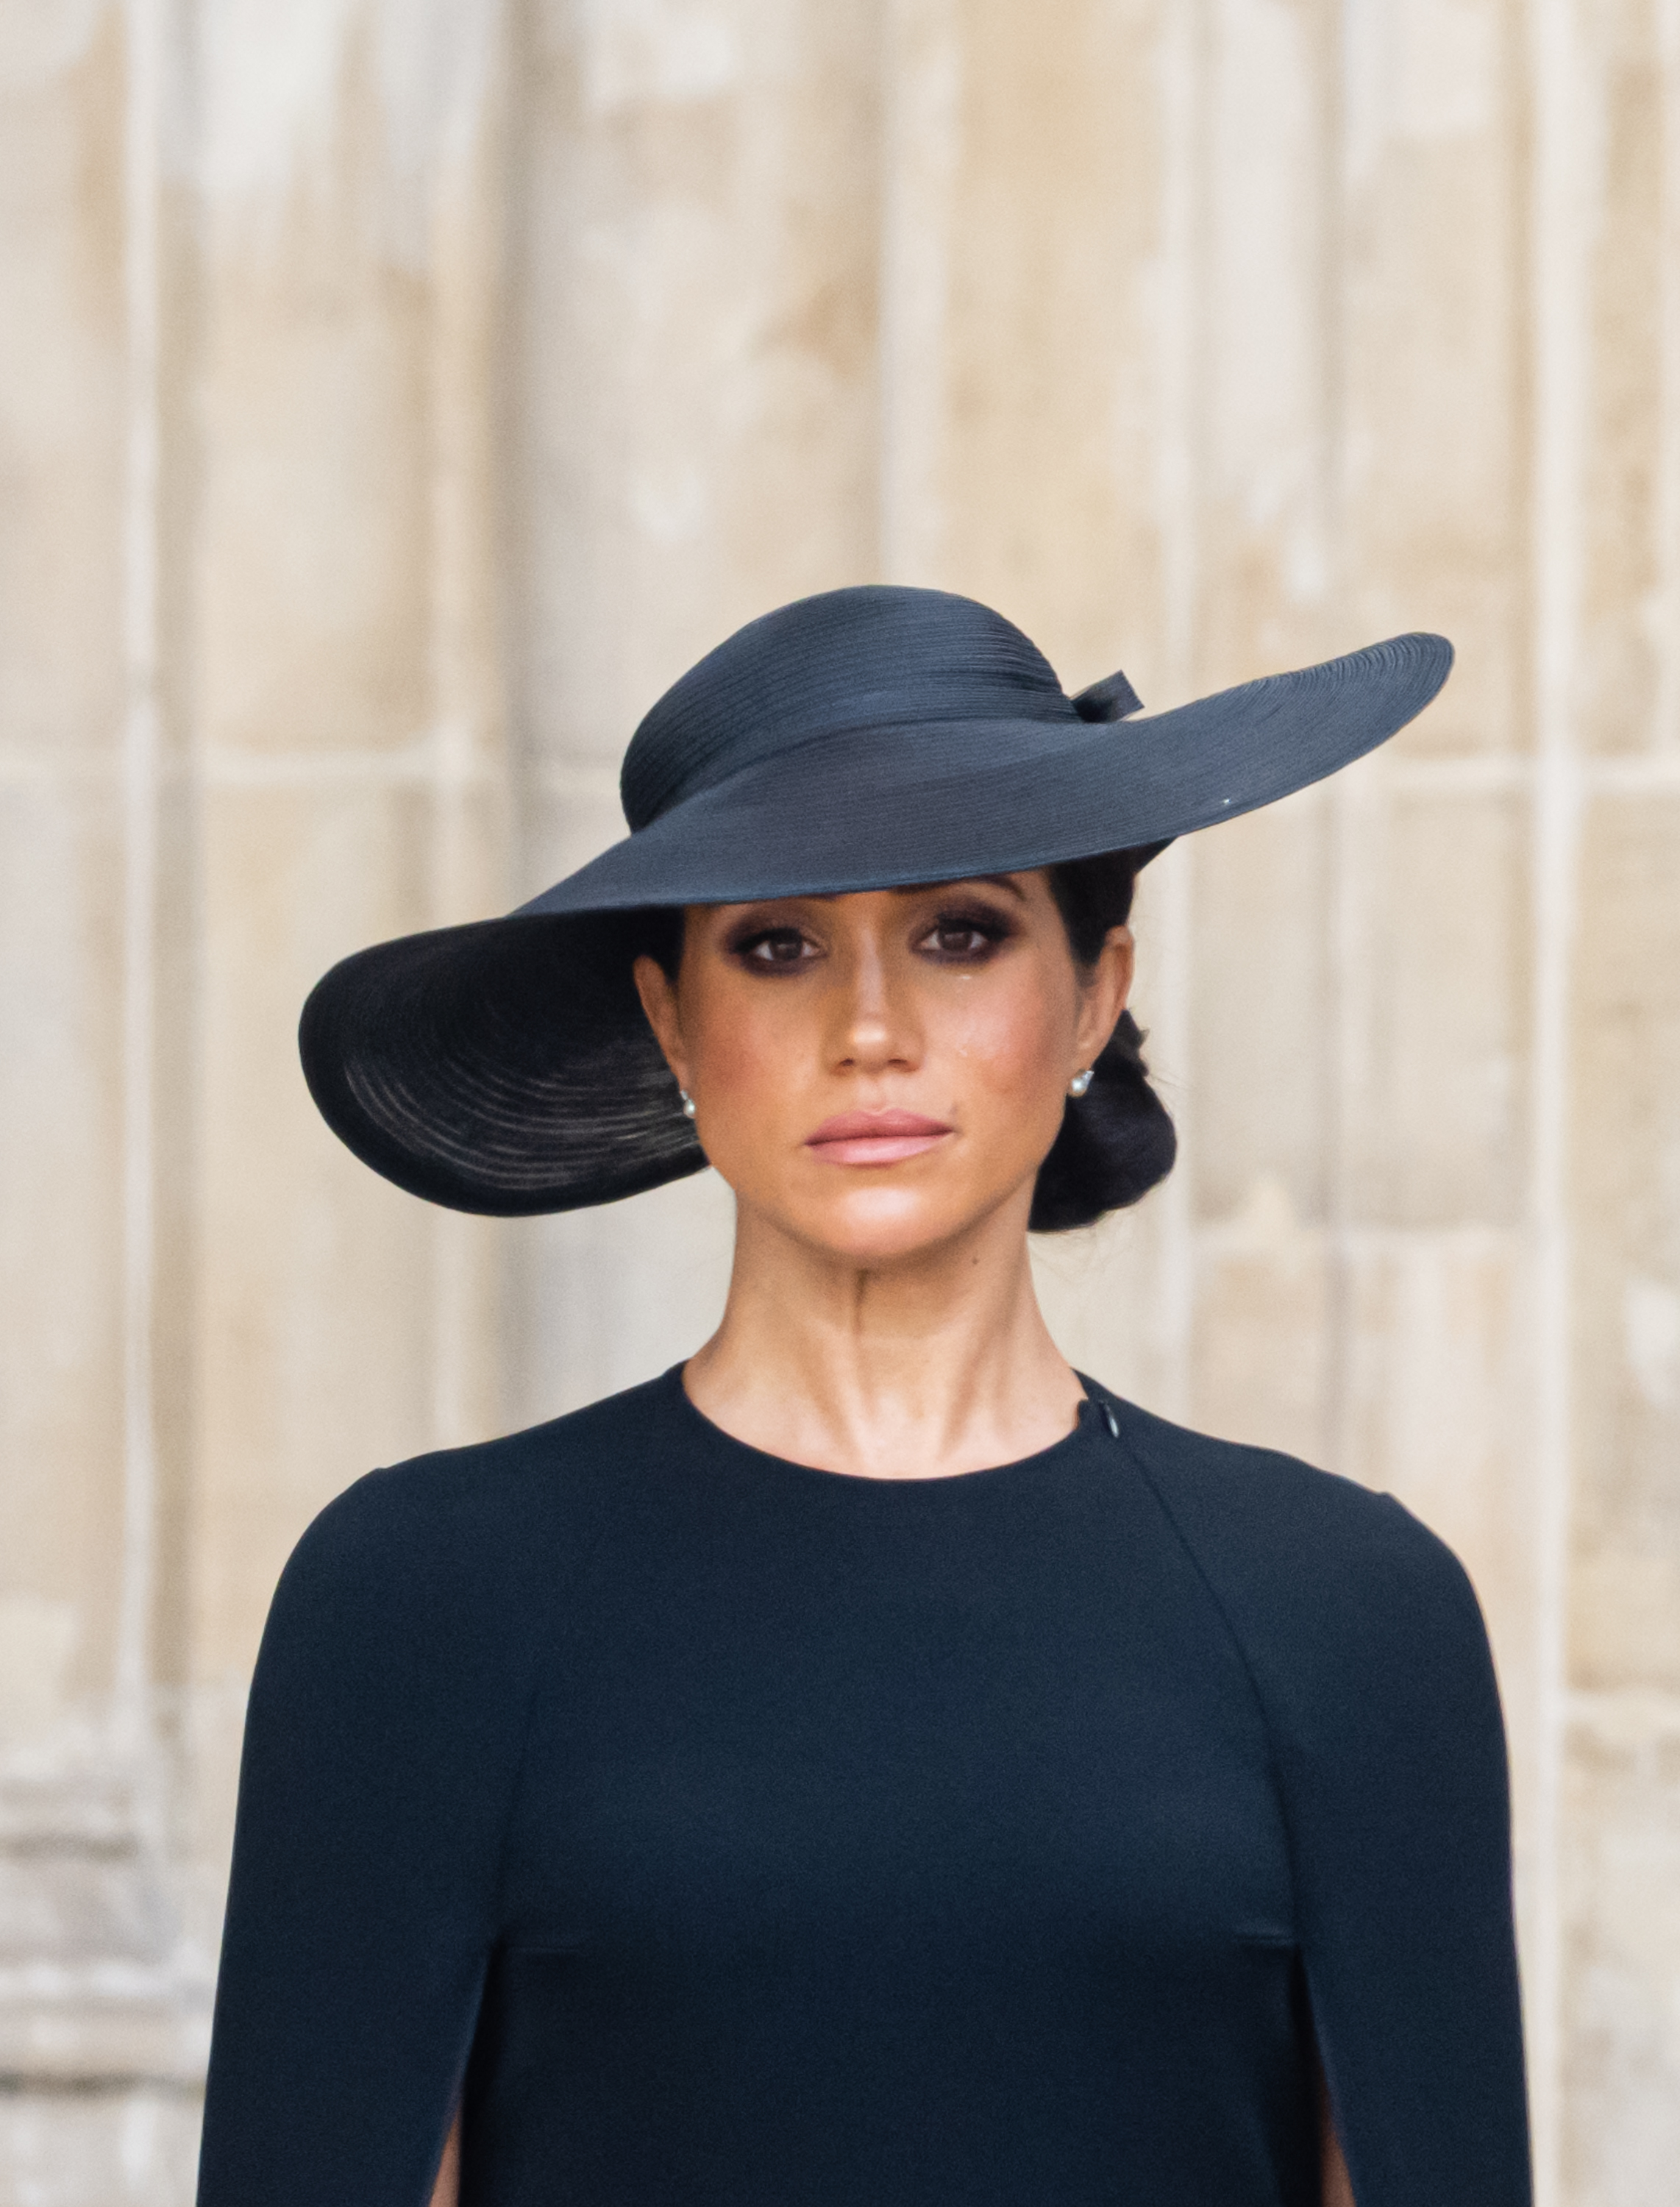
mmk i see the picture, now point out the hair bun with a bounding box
[1029,1010,1176,1232]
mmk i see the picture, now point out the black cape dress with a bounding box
[198,1370,1531,2206]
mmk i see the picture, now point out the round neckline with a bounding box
[664,1364,1113,1492]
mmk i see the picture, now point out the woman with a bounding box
[198,586,1531,2206]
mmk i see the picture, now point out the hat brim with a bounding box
[300,632,1449,1214]
[301,911,709,1214]
[521,630,1449,916]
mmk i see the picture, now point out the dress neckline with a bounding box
[663,1363,1120,1493]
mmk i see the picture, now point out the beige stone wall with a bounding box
[1,1,1676,2199]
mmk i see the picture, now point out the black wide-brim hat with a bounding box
[302,586,1451,1214]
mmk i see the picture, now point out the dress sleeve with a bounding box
[197,1460,543,2207]
[1127,1428,1532,2207]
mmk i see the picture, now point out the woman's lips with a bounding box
[804,1109,954,1166]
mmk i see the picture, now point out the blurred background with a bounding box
[1,0,1676,2199]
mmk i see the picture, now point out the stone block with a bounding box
[877,0,1172,685]
[1337,1225,1534,1645]
[1345,783,1529,1229]
[0,780,125,1708]
[1575,0,1668,755]
[1562,1694,1680,2204]
[1189,786,1332,1226]
[192,781,499,1681]
[519,0,882,763]
[0,1745,213,2108]
[1191,1180,1332,1466]
[1336,1228,1545,1952]
[193,0,508,760]
[174,1674,249,1967]
[194,231,433,756]
[0,2089,201,2207]
[1340,0,1525,754]
[519,767,629,905]
[1570,793,1680,1694]
[0,4,124,756]
[1196,0,1338,686]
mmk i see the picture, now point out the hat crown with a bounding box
[619,585,1075,831]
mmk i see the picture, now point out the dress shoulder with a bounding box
[1091,1390,1531,2206]
[1100,1393,1488,1738]
[266,1369,678,1661]
[1106,1390,1461,1571]
[200,1374,676,2207]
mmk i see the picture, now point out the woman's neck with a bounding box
[682,1195,1086,1479]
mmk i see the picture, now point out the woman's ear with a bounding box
[1074,925,1134,1069]
[633,954,689,1091]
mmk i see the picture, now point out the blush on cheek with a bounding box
[683,997,808,1162]
[697,1023,776,1104]
[941,979,1069,1103]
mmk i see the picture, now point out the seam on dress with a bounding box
[1095,1393,1363,2151]
[1087,1392,1307,1950]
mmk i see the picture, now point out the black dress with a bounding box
[198,1371,1531,2206]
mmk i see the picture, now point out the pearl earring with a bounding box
[678,1089,697,1120]
[1068,1069,1094,1098]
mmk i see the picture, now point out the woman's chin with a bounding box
[771,1184,1021,1268]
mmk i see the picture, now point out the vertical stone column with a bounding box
[4,3,518,2197]
[1331,0,1541,2095]
[1181,0,1342,1472]
[1545,0,1680,2194]
[184,0,516,1913]
[0,0,206,2192]
[0,3,127,1795]
[507,0,884,1421]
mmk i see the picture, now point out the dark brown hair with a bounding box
[1033,850,1176,1232]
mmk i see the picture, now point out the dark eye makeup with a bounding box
[916,905,1017,962]
[726,923,814,967]
[721,893,1020,973]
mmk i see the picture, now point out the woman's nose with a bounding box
[830,937,921,1073]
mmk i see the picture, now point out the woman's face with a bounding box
[633,873,1133,1266]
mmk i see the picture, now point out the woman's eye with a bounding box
[741,929,812,967]
[921,916,1005,960]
